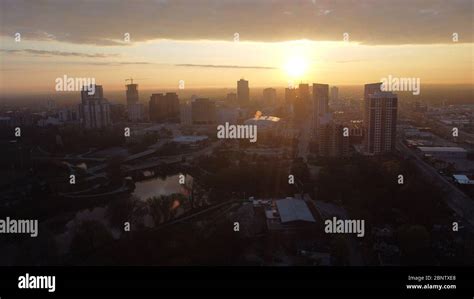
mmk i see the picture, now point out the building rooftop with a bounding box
[276,199,316,223]
[244,115,281,129]
[245,115,280,122]
[173,135,208,143]
[453,174,474,185]
[418,146,467,153]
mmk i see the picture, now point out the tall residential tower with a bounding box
[126,80,143,121]
[364,83,398,155]
[79,84,111,129]
[237,79,249,106]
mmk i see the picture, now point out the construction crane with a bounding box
[125,78,147,85]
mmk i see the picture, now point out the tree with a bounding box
[330,235,350,266]
[398,225,431,265]
[70,220,114,256]
[106,156,125,184]
[106,195,140,229]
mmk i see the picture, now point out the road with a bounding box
[397,140,474,230]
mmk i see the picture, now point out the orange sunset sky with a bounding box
[0,0,473,94]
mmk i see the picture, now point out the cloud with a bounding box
[0,49,119,58]
[175,64,276,69]
[335,59,366,63]
[0,0,472,45]
[75,61,154,66]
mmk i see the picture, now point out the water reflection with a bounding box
[132,173,193,201]
[55,173,199,253]
[76,162,87,170]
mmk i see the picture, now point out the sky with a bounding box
[0,0,473,94]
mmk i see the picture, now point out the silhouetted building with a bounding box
[285,87,297,112]
[126,82,139,105]
[226,92,237,105]
[237,79,249,106]
[79,84,111,129]
[149,92,180,123]
[81,84,103,100]
[109,103,126,123]
[348,121,364,144]
[126,82,142,121]
[364,82,382,103]
[263,88,277,106]
[313,83,329,130]
[330,86,339,102]
[293,83,310,120]
[318,116,350,157]
[217,106,240,125]
[180,101,192,125]
[298,83,310,105]
[58,107,79,123]
[128,103,144,122]
[192,98,216,124]
[364,89,398,155]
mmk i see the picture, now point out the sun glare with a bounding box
[283,56,308,78]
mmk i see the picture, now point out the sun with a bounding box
[283,56,308,78]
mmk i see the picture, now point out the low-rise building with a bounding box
[453,174,474,185]
[417,146,467,159]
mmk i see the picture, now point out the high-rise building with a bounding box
[128,103,144,122]
[149,92,180,123]
[364,90,398,155]
[364,83,382,151]
[318,114,350,157]
[217,106,239,125]
[125,81,142,121]
[298,83,310,103]
[364,83,383,102]
[79,84,111,129]
[126,82,139,105]
[237,79,249,106]
[81,84,104,100]
[192,98,216,124]
[312,83,329,134]
[109,103,126,123]
[285,87,297,106]
[313,83,329,118]
[293,83,310,120]
[226,92,237,105]
[263,88,277,106]
[180,101,192,125]
[330,86,339,102]
[58,106,79,123]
